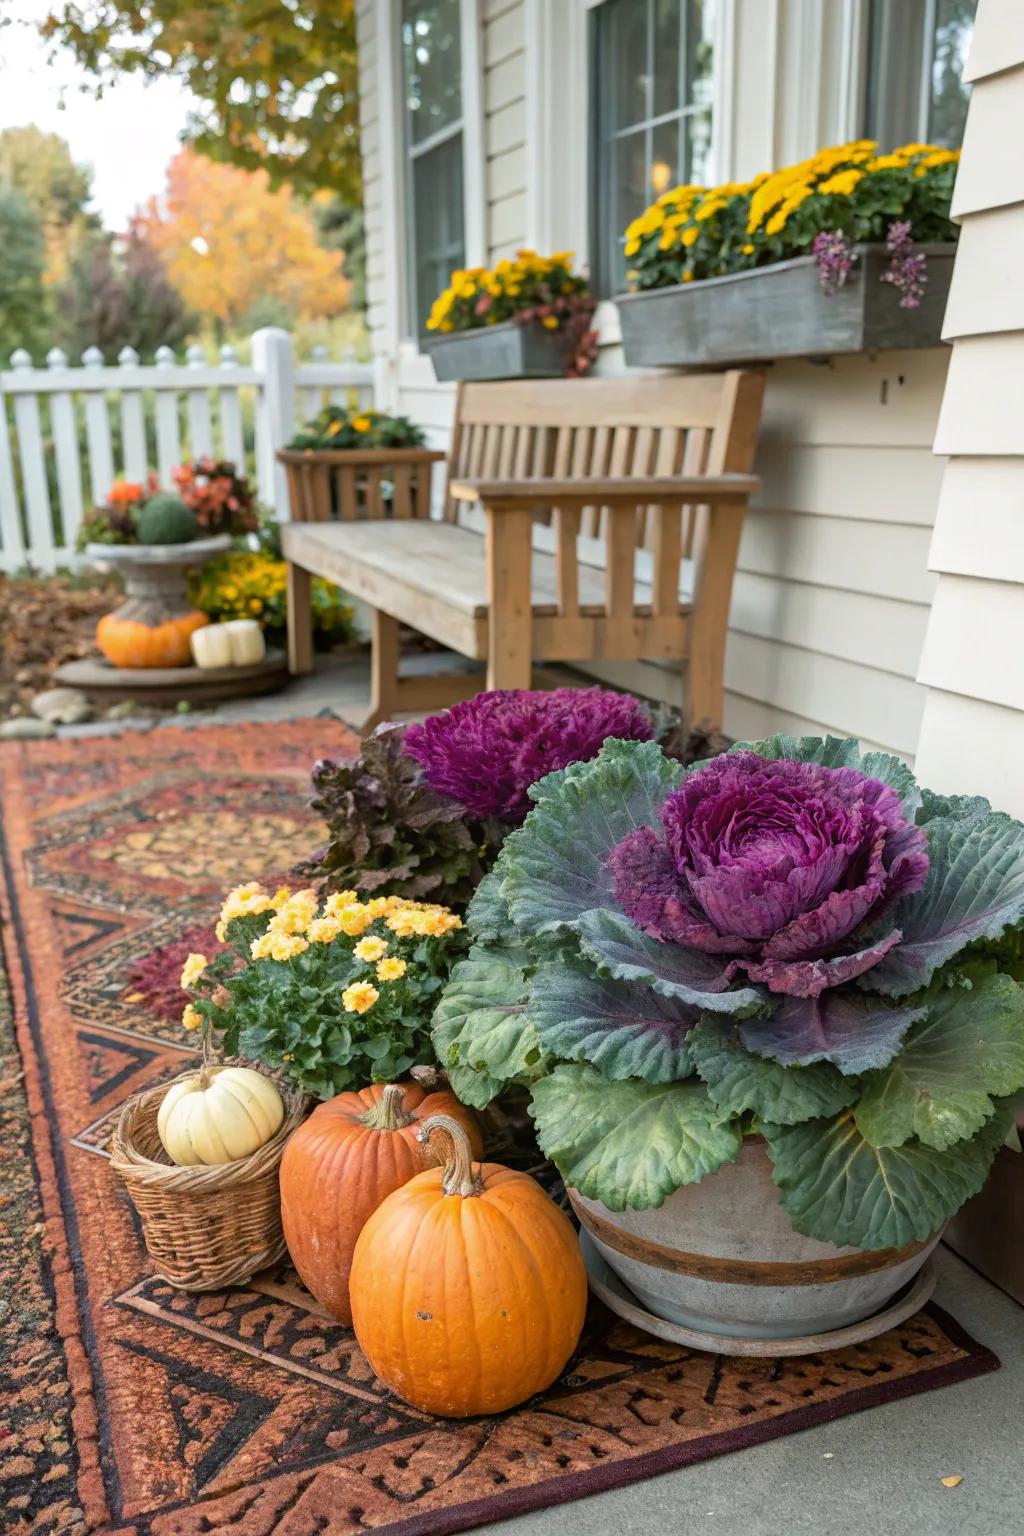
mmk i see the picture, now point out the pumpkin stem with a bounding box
[197,1015,215,1089]
[360,1083,415,1132]
[417,1114,484,1198]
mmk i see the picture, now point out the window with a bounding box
[862,0,977,150]
[591,0,716,297]
[401,0,466,335]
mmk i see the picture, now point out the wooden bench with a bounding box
[282,370,764,733]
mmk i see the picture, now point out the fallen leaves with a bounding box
[0,572,120,717]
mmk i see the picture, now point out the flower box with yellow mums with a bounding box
[617,141,958,367]
[278,403,444,523]
[178,883,468,1100]
[422,252,597,381]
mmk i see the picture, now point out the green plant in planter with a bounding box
[435,736,1024,1251]
[180,883,467,1100]
[287,405,426,451]
[135,494,200,545]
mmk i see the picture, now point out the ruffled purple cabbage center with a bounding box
[608,752,929,998]
[404,687,653,824]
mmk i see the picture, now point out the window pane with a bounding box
[402,0,462,146]
[606,0,650,132]
[411,132,465,333]
[653,0,681,118]
[863,0,976,149]
[928,0,976,147]
[591,0,717,296]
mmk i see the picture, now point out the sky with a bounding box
[0,0,195,231]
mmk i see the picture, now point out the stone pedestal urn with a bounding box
[86,536,230,669]
[571,1139,941,1342]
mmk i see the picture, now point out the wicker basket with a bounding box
[109,1063,308,1291]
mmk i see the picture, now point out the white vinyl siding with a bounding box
[914,0,1024,815]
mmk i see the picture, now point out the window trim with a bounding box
[841,0,973,147]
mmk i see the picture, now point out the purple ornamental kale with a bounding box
[608,753,929,998]
[404,687,653,824]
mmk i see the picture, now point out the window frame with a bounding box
[842,0,976,149]
[588,0,721,298]
[381,0,486,349]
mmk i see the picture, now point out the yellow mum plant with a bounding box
[179,883,466,1098]
[427,249,598,374]
[625,141,959,293]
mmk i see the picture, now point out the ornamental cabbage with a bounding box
[434,735,1024,1251]
[404,687,653,824]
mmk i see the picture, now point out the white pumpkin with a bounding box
[157,1066,285,1166]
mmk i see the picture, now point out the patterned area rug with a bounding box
[0,721,1001,1536]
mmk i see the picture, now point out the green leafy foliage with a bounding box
[135,494,200,545]
[42,1,362,200]
[300,723,493,905]
[287,405,426,452]
[864,810,1024,998]
[526,961,698,1083]
[577,907,762,1013]
[500,739,683,939]
[431,943,545,1109]
[737,990,925,1074]
[690,1017,859,1125]
[531,1065,742,1211]
[764,1105,1013,1251]
[855,965,1024,1151]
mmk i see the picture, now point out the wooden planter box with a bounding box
[423,318,576,382]
[944,1138,1024,1307]
[618,242,956,368]
[277,447,446,524]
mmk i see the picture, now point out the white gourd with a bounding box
[157,1066,285,1166]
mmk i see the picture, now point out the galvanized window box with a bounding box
[617,242,956,368]
[422,318,574,382]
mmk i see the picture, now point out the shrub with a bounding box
[287,405,426,452]
[189,548,354,646]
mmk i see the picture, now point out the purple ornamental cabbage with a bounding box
[609,753,930,998]
[404,687,653,824]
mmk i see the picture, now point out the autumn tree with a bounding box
[58,222,194,361]
[140,150,351,335]
[0,126,100,287]
[0,189,50,362]
[41,1,361,200]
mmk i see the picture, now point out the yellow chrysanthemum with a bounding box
[376,957,407,982]
[251,930,310,962]
[336,904,373,938]
[354,934,389,963]
[268,890,319,935]
[182,1003,203,1031]
[271,886,293,906]
[342,981,379,1014]
[308,916,342,944]
[215,919,228,943]
[324,890,359,916]
[818,169,863,197]
[180,953,208,989]
[220,882,273,924]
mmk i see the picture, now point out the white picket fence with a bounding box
[0,326,376,573]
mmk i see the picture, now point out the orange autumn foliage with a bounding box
[140,150,351,328]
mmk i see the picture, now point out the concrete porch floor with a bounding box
[57,648,1024,1535]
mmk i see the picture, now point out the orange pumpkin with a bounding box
[350,1114,588,1417]
[97,610,209,669]
[279,1082,482,1325]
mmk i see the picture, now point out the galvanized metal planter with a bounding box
[618,242,956,368]
[571,1139,942,1344]
[423,319,576,382]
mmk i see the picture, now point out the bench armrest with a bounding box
[449,473,760,507]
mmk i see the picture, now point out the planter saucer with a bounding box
[579,1229,937,1358]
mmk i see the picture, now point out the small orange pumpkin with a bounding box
[97,610,209,669]
[279,1082,482,1325]
[350,1114,588,1417]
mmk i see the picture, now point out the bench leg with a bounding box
[362,608,401,734]
[486,508,534,691]
[685,502,746,734]
[286,563,314,676]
